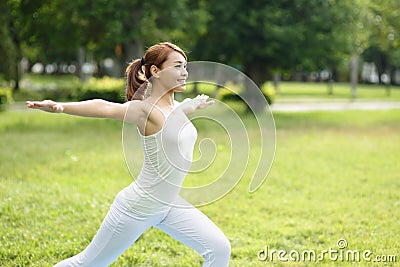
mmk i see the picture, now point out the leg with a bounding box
[155,197,231,267]
[54,194,160,267]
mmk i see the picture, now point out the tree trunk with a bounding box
[244,63,268,112]
[350,54,359,99]
[385,67,392,96]
[11,23,21,92]
[390,68,397,86]
[124,39,144,64]
[13,59,20,91]
[327,78,334,95]
[120,39,144,77]
[193,82,199,95]
[77,47,85,80]
[273,72,281,95]
[327,69,335,95]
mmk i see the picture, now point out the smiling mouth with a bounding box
[177,79,186,84]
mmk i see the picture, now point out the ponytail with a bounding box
[125,59,148,101]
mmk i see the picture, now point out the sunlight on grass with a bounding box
[273,81,400,102]
[1,109,399,266]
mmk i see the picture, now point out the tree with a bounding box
[0,0,83,89]
[46,0,209,75]
[363,0,400,89]
[1,0,25,91]
[78,0,209,75]
[193,0,362,108]
[1,0,210,86]
[0,2,18,84]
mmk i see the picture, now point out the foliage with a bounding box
[217,82,275,105]
[0,1,22,85]
[193,0,361,84]
[13,75,125,102]
[0,8,17,81]
[78,76,125,103]
[361,0,400,83]
[1,0,210,66]
[366,0,400,56]
[12,74,81,102]
[190,0,367,110]
[2,0,400,92]
[183,81,275,105]
[0,87,13,111]
[262,86,275,105]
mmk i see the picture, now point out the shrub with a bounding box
[261,83,276,105]
[216,81,275,105]
[13,87,79,102]
[14,75,81,102]
[78,76,125,103]
[0,87,13,111]
[12,88,42,102]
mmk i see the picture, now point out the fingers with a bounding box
[26,101,45,109]
[195,94,214,109]
[200,100,214,109]
[178,94,214,114]
[26,100,61,112]
[196,94,209,103]
[26,101,41,109]
[206,99,215,105]
[26,100,39,107]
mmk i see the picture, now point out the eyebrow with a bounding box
[173,61,187,64]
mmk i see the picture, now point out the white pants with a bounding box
[54,192,230,267]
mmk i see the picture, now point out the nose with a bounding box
[182,67,188,77]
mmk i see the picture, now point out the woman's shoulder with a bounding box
[125,99,154,113]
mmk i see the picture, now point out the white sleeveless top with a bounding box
[121,103,197,216]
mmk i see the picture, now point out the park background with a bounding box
[1,0,399,266]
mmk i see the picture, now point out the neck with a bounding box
[149,89,174,108]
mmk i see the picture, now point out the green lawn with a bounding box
[1,108,399,266]
[271,81,400,102]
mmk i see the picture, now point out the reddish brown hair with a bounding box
[125,42,187,101]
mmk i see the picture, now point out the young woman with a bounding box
[26,42,231,267]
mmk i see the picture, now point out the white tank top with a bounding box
[121,103,197,216]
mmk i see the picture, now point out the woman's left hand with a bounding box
[193,94,214,109]
[180,94,214,114]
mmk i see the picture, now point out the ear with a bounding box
[150,65,160,78]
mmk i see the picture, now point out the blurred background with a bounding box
[1,0,399,110]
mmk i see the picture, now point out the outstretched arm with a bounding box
[26,99,138,121]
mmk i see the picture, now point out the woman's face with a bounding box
[157,51,188,93]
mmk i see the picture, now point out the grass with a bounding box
[271,81,400,102]
[1,106,399,266]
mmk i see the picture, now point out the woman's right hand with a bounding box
[26,100,64,113]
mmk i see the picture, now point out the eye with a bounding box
[175,64,188,69]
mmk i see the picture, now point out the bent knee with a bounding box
[203,235,231,266]
[215,236,231,257]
